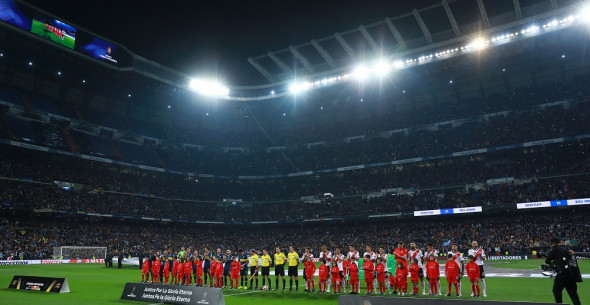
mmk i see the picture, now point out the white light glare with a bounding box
[471,38,487,50]
[289,81,312,94]
[352,65,371,80]
[189,79,230,97]
[373,61,391,76]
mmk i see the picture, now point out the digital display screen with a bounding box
[0,0,31,30]
[30,14,76,49]
[79,37,119,64]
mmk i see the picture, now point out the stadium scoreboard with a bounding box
[0,0,132,67]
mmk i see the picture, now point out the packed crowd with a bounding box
[0,209,588,262]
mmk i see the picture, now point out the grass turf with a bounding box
[0,263,588,305]
[488,259,590,270]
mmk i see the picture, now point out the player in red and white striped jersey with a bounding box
[364,245,377,292]
[408,242,426,295]
[320,246,333,292]
[347,245,360,266]
[378,247,390,293]
[447,244,464,296]
[333,247,346,292]
[467,241,486,297]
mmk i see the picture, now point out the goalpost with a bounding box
[53,246,107,259]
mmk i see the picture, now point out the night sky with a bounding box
[24,0,442,85]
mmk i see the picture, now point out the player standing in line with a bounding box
[230,256,241,289]
[274,247,287,291]
[330,260,341,294]
[302,247,314,286]
[184,257,192,285]
[287,246,300,292]
[260,249,272,290]
[378,247,390,293]
[465,255,481,297]
[347,245,360,293]
[445,253,460,296]
[395,262,408,295]
[409,257,420,295]
[195,255,203,286]
[408,242,426,295]
[448,243,464,296]
[151,256,161,283]
[363,245,377,293]
[203,248,212,287]
[425,243,441,295]
[426,254,440,296]
[318,258,329,293]
[223,249,233,288]
[468,241,486,297]
[141,256,150,283]
[238,249,248,289]
[342,256,351,293]
[191,250,199,284]
[362,254,375,294]
[216,257,225,288]
[304,256,316,292]
[375,257,386,295]
[333,247,346,293]
[349,257,360,294]
[248,249,259,290]
[163,258,170,284]
[319,246,332,292]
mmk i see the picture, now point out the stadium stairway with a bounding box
[107,138,123,161]
[0,112,15,139]
[59,127,79,154]
[152,148,166,168]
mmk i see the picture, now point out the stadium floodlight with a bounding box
[189,79,230,97]
[352,65,371,80]
[581,6,590,23]
[289,81,312,94]
[373,61,391,76]
[471,37,487,50]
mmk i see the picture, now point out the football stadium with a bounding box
[1,0,590,304]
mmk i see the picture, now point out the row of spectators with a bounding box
[1,138,588,202]
[1,210,588,260]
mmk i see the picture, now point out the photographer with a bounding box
[544,237,582,305]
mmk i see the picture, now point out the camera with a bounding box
[540,263,556,277]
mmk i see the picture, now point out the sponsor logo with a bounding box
[0,261,30,265]
[127,286,137,298]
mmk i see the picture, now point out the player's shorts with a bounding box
[261,266,270,276]
[223,268,231,276]
[339,271,344,280]
[250,266,259,276]
[203,266,210,274]
[275,264,285,276]
[418,268,424,278]
[288,266,298,277]
[303,271,307,280]
[240,266,248,276]
[478,265,485,278]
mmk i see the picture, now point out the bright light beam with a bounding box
[352,65,371,80]
[373,61,391,77]
[189,79,229,97]
[471,37,487,50]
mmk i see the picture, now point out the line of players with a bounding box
[139,241,487,297]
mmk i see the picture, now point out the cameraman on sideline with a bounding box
[545,237,590,305]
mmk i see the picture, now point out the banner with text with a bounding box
[8,275,70,293]
[414,206,482,217]
[120,282,224,305]
[517,198,590,209]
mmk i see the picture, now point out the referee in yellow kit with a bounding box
[274,247,287,291]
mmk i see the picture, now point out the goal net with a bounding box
[53,246,107,259]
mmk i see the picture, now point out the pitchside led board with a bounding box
[8,275,70,293]
[0,0,132,67]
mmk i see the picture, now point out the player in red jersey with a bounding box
[210,258,218,288]
[230,256,241,289]
[141,257,150,283]
[171,257,178,284]
[448,243,464,296]
[465,255,481,297]
[426,254,440,295]
[318,258,329,293]
[395,262,408,295]
[304,256,316,292]
[408,241,426,295]
[342,256,351,293]
[215,257,224,288]
[184,258,192,285]
[362,254,375,294]
[375,257,386,295]
[409,257,421,295]
[348,257,360,294]
[151,256,161,283]
[195,256,203,286]
[163,259,170,284]
[394,241,408,269]
[445,253,460,296]
[176,258,185,285]
[425,243,441,295]
[330,261,341,294]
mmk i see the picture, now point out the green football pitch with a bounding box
[0,262,588,305]
[31,20,76,49]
